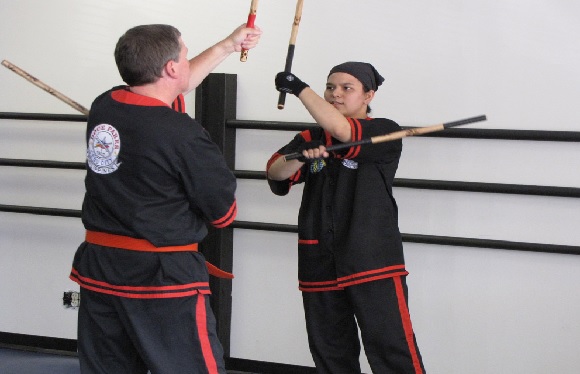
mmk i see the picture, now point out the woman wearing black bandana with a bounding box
[267,62,426,374]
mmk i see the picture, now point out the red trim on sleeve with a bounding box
[300,130,312,142]
[289,168,302,183]
[211,200,237,228]
[266,153,302,188]
[343,117,363,159]
[324,131,333,146]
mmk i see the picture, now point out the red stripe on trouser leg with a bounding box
[394,276,424,374]
[196,295,219,374]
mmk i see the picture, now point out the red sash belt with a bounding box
[86,230,198,252]
[85,230,233,279]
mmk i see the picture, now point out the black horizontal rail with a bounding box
[235,170,580,198]
[0,112,87,122]
[402,233,579,255]
[230,119,317,132]
[2,159,578,198]
[229,119,580,142]
[394,178,580,198]
[1,205,577,255]
[2,113,579,142]
[233,220,298,233]
[0,204,81,218]
[231,220,579,256]
[0,158,85,170]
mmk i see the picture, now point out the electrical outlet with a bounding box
[63,291,80,309]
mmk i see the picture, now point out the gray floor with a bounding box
[0,347,254,374]
[0,347,80,374]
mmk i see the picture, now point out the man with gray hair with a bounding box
[70,23,261,374]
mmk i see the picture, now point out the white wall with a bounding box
[1,1,579,373]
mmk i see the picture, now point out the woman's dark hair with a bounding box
[328,61,384,115]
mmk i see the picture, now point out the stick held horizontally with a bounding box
[283,114,487,161]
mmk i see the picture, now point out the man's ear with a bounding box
[164,60,178,78]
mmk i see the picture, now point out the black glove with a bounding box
[295,140,323,162]
[275,72,309,97]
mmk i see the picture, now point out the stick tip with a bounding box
[443,114,488,129]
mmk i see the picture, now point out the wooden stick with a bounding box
[284,115,487,161]
[277,0,304,110]
[2,59,89,115]
[240,0,259,62]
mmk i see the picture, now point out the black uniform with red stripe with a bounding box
[268,117,404,287]
[70,86,236,374]
[267,117,425,373]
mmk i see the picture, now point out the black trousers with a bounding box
[77,288,226,374]
[302,276,426,374]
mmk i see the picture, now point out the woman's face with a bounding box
[324,72,374,118]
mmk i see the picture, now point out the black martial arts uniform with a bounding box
[267,117,425,374]
[70,87,236,374]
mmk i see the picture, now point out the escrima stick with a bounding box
[277,0,304,110]
[284,115,487,161]
[240,0,259,62]
[2,59,89,115]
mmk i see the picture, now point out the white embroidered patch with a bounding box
[342,159,358,170]
[87,124,121,174]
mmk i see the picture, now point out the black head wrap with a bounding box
[328,61,385,91]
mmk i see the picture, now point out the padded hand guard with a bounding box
[275,72,309,97]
